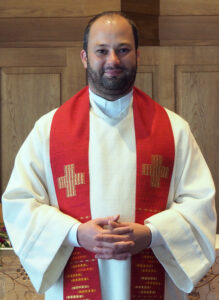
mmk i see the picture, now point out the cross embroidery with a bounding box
[57,164,85,197]
[142,155,169,188]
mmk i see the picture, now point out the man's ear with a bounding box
[80,50,88,69]
[136,49,140,66]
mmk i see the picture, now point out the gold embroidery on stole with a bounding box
[142,155,169,188]
[58,164,85,197]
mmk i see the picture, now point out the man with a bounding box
[2,11,216,300]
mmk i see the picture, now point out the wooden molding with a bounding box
[0,0,120,18]
[160,40,219,46]
[160,0,219,16]
[160,16,219,42]
[0,15,160,46]
[0,1,219,46]
[0,48,66,67]
[0,18,89,43]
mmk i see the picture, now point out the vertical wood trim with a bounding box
[62,48,86,103]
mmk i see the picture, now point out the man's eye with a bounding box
[96,49,107,55]
[118,48,130,54]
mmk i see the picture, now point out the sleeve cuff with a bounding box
[64,222,81,247]
[146,222,165,248]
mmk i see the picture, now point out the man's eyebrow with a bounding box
[118,43,132,47]
[94,43,109,47]
[95,43,132,47]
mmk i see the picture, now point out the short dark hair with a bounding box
[83,11,139,53]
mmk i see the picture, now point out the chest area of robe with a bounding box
[89,105,136,222]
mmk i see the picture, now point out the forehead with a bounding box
[88,16,135,47]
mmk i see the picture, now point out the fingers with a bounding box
[110,226,133,235]
[95,215,120,226]
[93,241,134,260]
[108,221,123,230]
[94,241,134,252]
[100,226,133,237]
[111,214,120,222]
[108,220,128,228]
[95,232,132,243]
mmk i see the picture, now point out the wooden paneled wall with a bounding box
[0,0,218,47]
[160,0,219,46]
[0,47,86,193]
[0,0,121,47]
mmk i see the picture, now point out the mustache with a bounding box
[103,66,125,71]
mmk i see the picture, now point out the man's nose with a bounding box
[107,50,120,65]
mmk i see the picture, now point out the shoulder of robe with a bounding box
[164,108,189,130]
[15,108,58,158]
[164,108,192,141]
[32,109,58,138]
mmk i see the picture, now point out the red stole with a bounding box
[50,86,175,300]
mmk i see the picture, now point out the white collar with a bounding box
[89,89,133,120]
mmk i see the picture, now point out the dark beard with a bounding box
[87,59,137,100]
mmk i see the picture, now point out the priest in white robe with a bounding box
[2,11,216,300]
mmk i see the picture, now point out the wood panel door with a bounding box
[136,46,219,232]
[0,47,85,195]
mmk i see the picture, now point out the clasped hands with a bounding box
[77,214,152,260]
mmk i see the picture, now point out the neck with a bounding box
[89,85,133,101]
